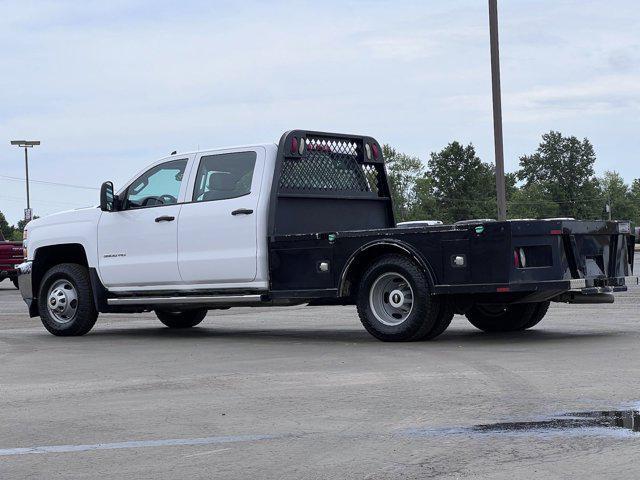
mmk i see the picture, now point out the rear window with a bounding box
[193,152,257,202]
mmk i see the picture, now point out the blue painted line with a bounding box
[0,434,277,456]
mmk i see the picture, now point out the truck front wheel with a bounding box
[37,263,98,336]
[466,302,548,333]
[155,309,207,328]
[356,254,438,342]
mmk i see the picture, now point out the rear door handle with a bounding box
[155,215,175,222]
[231,209,253,216]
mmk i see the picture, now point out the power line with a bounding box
[0,175,99,191]
[0,194,83,207]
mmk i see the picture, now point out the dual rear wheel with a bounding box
[465,301,550,332]
[356,254,550,341]
[356,255,453,342]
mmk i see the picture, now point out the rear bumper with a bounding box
[15,262,37,316]
[433,276,639,295]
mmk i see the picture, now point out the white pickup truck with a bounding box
[17,130,636,341]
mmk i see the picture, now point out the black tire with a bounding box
[419,297,455,340]
[37,263,98,336]
[155,309,207,328]
[12,277,19,289]
[519,301,550,330]
[465,303,537,333]
[356,254,438,342]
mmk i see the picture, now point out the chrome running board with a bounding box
[107,294,263,306]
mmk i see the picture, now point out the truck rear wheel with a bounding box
[356,254,438,342]
[465,303,538,332]
[37,263,98,336]
[155,309,207,328]
[418,298,455,340]
[518,301,550,330]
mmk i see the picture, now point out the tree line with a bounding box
[386,131,640,225]
[0,214,29,241]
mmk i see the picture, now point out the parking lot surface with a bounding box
[1,262,639,479]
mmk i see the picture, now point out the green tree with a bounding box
[599,171,637,222]
[383,145,424,222]
[410,175,440,221]
[517,131,600,219]
[0,211,14,240]
[508,184,560,219]
[631,179,640,199]
[426,142,497,223]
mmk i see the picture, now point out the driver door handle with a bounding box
[231,208,253,216]
[155,215,175,222]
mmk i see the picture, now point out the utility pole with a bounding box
[10,140,40,223]
[488,0,507,221]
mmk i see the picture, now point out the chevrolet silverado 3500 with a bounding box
[17,130,637,341]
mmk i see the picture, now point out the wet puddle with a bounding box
[404,408,640,438]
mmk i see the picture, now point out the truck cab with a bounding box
[97,144,274,292]
[17,130,637,341]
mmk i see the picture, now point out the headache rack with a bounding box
[268,130,395,236]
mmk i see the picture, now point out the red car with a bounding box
[0,231,24,289]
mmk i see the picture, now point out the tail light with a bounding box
[514,248,527,268]
[371,143,379,159]
[519,248,527,268]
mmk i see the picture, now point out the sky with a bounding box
[1,0,638,224]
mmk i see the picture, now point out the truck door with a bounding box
[177,148,265,284]
[97,157,192,288]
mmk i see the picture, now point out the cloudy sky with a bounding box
[1,0,638,224]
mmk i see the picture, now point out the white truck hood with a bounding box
[25,207,102,263]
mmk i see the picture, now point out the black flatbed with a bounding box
[267,131,636,306]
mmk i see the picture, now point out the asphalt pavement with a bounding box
[1,261,639,479]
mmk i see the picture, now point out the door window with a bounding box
[192,152,257,202]
[125,159,188,209]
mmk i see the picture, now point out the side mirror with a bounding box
[100,181,117,212]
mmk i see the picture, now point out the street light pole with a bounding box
[10,140,40,223]
[24,146,30,212]
[488,0,507,221]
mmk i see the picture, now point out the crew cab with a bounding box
[0,231,23,289]
[17,130,637,341]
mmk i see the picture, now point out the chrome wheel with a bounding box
[46,279,79,324]
[369,272,414,326]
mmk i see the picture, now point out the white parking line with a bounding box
[182,447,231,458]
[0,434,276,456]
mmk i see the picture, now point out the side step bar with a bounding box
[107,294,263,306]
[554,292,615,304]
